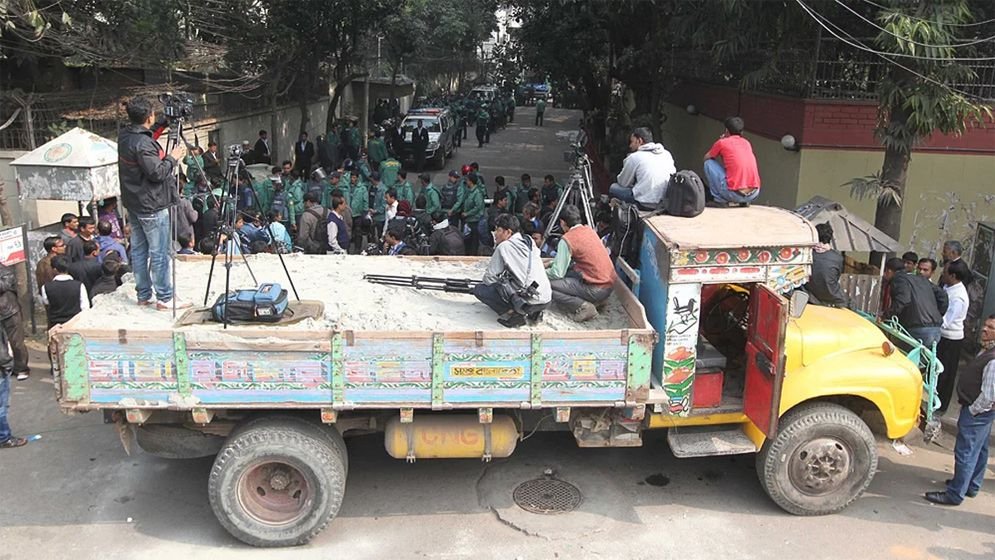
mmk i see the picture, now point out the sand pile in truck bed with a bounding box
[70,254,633,332]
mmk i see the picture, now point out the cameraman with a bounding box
[473,214,551,328]
[118,96,189,310]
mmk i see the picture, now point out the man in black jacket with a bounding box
[293,132,315,174]
[804,223,848,308]
[118,95,188,310]
[0,322,24,449]
[883,257,948,348]
[0,264,29,381]
[253,130,271,165]
[411,120,429,172]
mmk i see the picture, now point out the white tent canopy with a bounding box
[11,127,120,201]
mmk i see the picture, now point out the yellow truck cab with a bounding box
[629,205,926,515]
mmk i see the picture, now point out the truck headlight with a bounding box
[427,141,439,150]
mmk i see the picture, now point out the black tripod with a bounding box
[542,148,597,240]
[203,146,300,328]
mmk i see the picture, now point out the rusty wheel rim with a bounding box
[237,460,311,525]
[788,437,853,497]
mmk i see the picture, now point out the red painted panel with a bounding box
[743,284,787,436]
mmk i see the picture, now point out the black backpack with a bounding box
[301,207,329,254]
[441,183,459,209]
[609,201,642,267]
[662,170,705,218]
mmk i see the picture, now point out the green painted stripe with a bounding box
[530,333,542,405]
[173,332,191,397]
[627,334,652,399]
[63,334,89,402]
[431,333,445,407]
[331,333,345,405]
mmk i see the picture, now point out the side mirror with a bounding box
[789,290,809,319]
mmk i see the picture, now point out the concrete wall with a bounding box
[658,95,995,258]
[659,103,802,210]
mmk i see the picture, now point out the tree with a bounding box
[867,0,992,246]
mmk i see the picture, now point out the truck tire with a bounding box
[230,414,348,471]
[209,418,347,547]
[756,402,877,516]
[135,424,225,459]
[432,148,445,170]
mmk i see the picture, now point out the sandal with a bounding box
[0,437,28,449]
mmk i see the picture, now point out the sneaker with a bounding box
[738,202,751,208]
[571,302,599,323]
[0,437,28,449]
[497,314,527,328]
[15,371,29,381]
[156,299,193,311]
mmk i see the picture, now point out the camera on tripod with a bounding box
[228,144,243,158]
[159,92,194,121]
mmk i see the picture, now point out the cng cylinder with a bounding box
[384,414,518,460]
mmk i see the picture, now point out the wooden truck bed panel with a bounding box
[53,280,655,411]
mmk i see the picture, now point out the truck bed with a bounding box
[52,257,656,413]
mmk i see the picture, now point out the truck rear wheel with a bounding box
[209,418,347,547]
[756,403,877,516]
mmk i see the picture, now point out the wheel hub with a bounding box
[789,438,852,496]
[237,460,311,525]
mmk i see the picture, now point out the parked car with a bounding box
[399,108,457,169]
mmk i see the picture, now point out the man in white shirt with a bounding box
[937,260,971,413]
[382,189,399,238]
[608,127,676,210]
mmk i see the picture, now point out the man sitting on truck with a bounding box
[473,214,551,328]
[608,127,676,210]
[703,116,761,207]
[545,205,616,322]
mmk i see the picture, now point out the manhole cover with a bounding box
[513,478,582,514]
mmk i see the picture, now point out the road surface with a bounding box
[1,107,993,560]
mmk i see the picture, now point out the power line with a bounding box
[857,0,995,28]
[836,0,995,50]
[794,0,991,102]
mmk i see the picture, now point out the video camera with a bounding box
[159,92,194,121]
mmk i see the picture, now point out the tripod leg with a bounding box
[204,242,219,306]
[543,184,572,240]
[237,245,258,286]
[252,180,301,301]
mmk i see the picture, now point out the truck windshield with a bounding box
[402,118,441,133]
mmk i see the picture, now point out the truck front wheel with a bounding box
[757,403,877,516]
[208,418,347,547]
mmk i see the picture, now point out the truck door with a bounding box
[743,284,788,437]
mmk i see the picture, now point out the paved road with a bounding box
[2,108,994,560]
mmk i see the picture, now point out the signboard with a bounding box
[0,225,27,266]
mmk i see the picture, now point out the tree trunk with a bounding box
[269,81,280,164]
[872,104,912,263]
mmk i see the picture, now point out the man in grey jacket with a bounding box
[117,96,188,310]
[608,127,676,210]
[804,223,848,308]
[473,214,552,328]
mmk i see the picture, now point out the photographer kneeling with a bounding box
[546,205,616,322]
[473,214,551,328]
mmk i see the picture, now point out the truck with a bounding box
[49,205,937,548]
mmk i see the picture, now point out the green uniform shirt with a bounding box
[357,159,373,182]
[536,99,546,114]
[371,182,388,221]
[476,110,489,127]
[348,127,362,148]
[450,181,468,215]
[368,138,388,164]
[547,239,573,279]
[292,180,308,224]
[396,181,415,205]
[255,179,274,214]
[379,158,401,187]
[327,180,347,208]
[462,185,485,222]
[350,182,369,215]
[423,184,441,215]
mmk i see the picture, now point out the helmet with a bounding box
[461,164,472,176]
[343,158,354,171]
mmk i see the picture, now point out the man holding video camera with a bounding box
[118,96,190,310]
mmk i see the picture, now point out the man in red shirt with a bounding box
[703,117,761,206]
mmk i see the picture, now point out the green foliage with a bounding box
[874,0,993,153]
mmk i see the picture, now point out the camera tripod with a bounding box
[542,149,597,240]
[202,146,300,328]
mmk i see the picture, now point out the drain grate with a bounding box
[513,478,583,514]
